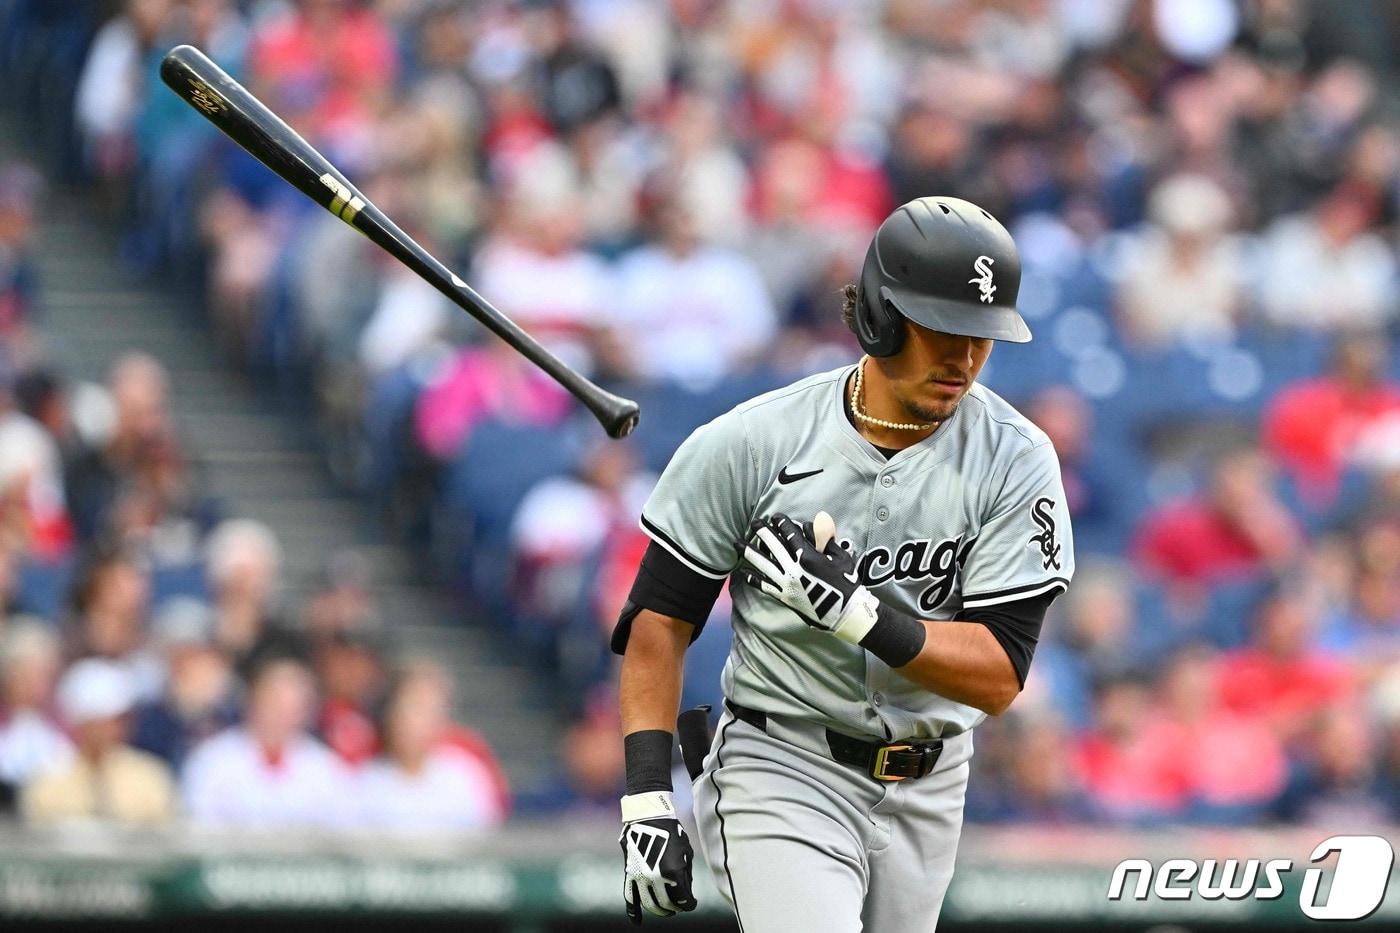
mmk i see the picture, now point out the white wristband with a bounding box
[621,790,677,823]
[830,587,880,645]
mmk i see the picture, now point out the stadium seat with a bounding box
[436,417,586,616]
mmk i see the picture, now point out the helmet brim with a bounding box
[881,286,1032,343]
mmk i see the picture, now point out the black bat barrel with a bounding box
[158,45,639,438]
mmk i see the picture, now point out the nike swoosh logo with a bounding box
[777,466,824,485]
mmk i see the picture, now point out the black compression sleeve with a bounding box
[624,729,674,794]
[610,541,725,654]
[955,589,1059,688]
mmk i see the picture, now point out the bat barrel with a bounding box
[159,44,640,440]
[159,46,337,211]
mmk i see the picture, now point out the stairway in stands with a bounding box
[10,144,563,791]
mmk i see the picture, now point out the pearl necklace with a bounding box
[850,355,936,431]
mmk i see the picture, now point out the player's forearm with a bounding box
[893,620,1021,715]
[618,609,693,734]
[616,611,699,923]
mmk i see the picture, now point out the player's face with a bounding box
[881,323,992,423]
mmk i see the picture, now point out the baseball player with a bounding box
[613,197,1075,931]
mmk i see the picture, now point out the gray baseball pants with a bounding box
[691,704,974,933]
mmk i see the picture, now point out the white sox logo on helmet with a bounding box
[968,255,996,303]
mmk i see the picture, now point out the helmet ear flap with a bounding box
[855,284,905,357]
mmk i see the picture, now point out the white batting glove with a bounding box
[736,512,880,644]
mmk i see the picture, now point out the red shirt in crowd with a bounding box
[1133,500,1280,585]
[317,704,510,818]
[442,725,512,820]
[249,6,397,142]
[319,697,378,767]
[1075,730,1186,818]
[1076,707,1289,817]
[1215,648,1355,731]
[1134,711,1288,809]
[1264,376,1400,498]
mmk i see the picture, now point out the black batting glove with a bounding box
[620,791,697,924]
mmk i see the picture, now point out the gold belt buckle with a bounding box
[872,744,913,782]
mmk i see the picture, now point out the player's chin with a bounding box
[907,389,966,423]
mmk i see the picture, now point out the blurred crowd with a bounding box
[2,0,1399,829]
[0,134,509,827]
[0,333,509,828]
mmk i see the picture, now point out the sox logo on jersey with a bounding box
[1028,497,1061,570]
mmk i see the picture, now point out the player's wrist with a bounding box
[858,602,927,668]
[620,789,678,823]
[623,729,674,795]
[830,586,880,644]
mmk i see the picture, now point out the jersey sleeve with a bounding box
[638,409,757,580]
[959,441,1074,609]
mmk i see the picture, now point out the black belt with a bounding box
[726,700,942,782]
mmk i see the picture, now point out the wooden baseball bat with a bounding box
[159,44,639,439]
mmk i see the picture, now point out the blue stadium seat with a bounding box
[628,382,712,471]
[436,417,586,614]
[626,369,784,472]
[361,365,425,496]
[1201,576,1272,650]
[1275,465,1375,536]
[14,556,74,621]
[150,561,210,605]
[1129,581,1192,662]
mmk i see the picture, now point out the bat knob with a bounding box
[600,396,641,439]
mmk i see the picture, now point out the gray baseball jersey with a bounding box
[640,361,1075,740]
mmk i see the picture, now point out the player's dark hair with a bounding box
[841,282,858,333]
